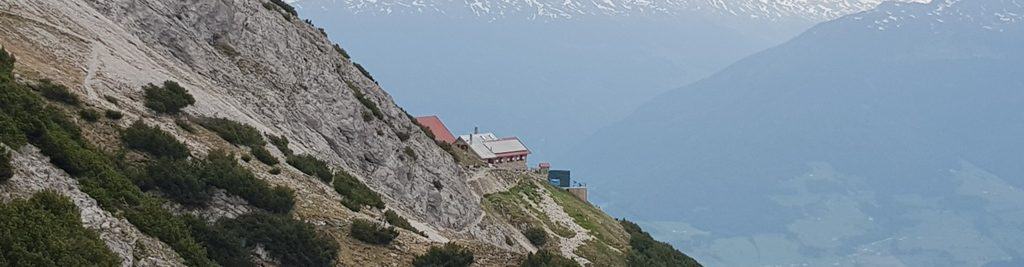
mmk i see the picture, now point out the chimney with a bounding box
[474,126,479,135]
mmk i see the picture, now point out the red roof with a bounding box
[539,163,551,168]
[415,116,457,144]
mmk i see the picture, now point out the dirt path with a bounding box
[457,168,491,234]
[81,43,101,100]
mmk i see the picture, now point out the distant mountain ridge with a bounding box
[291,0,929,21]
[569,0,1024,265]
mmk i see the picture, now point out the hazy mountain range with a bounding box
[291,0,926,21]
[289,0,916,163]
[569,0,1024,265]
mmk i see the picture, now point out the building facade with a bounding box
[456,132,531,168]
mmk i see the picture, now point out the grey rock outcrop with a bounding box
[0,0,480,233]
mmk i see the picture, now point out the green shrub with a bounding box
[396,131,410,141]
[32,79,79,106]
[413,243,474,267]
[224,212,338,267]
[332,44,350,59]
[0,149,11,182]
[332,169,384,212]
[523,227,547,247]
[174,118,195,133]
[241,154,252,162]
[195,117,265,147]
[124,199,215,267]
[143,81,195,114]
[0,48,14,83]
[268,0,297,16]
[432,180,444,190]
[520,251,580,267]
[0,191,120,266]
[0,49,214,267]
[349,85,383,120]
[404,147,417,160]
[353,63,376,83]
[620,219,701,267]
[184,216,253,267]
[135,159,213,207]
[251,145,278,165]
[104,110,123,120]
[103,95,119,104]
[267,134,293,156]
[286,154,332,182]
[268,167,281,175]
[350,218,398,245]
[205,151,294,214]
[121,121,190,160]
[362,111,374,122]
[79,109,100,122]
[385,210,424,236]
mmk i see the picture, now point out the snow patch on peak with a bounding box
[292,0,932,21]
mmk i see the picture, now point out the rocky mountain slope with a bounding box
[0,0,696,266]
[292,0,928,21]
[570,0,1024,266]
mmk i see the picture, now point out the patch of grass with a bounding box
[79,109,100,122]
[541,182,628,251]
[121,121,190,160]
[521,250,580,267]
[620,220,701,267]
[0,149,11,182]
[574,239,626,267]
[0,191,120,266]
[286,154,332,182]
[143,81,195,115]
[413,243,474,267]
[104,110,123,120]
[251,145,278,165]
[483,181,575,239]
[195,117,264,147]
[350,218,398,245]
[32,79,79,106]
[267,134,292,156]
[385,210,424,236]
[332,169,384,211]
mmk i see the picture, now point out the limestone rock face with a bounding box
[0,0,480,231]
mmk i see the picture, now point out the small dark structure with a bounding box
[548,170,571,188]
